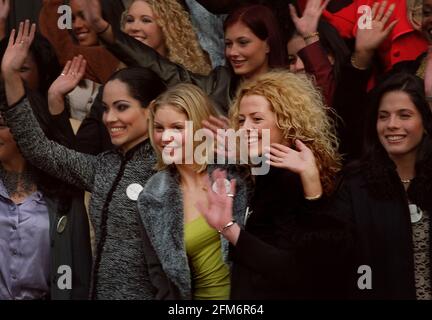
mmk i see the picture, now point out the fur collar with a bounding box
[137,166,249,299]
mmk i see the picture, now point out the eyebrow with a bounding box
[113,100,131,105]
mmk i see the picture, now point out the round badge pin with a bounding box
[212,178,231,195]
[126,183,144,201]
[409,204,423,224]
[57,215,68,234]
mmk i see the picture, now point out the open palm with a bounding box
[356,2,398,52]
[265,140,318,175]
[289,0,330,37]
[1,20,36,76]
[49,55,87,96]
[196,169,236,231]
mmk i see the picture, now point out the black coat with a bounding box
[45,189,92,300]
[332,167,432,299]
[230,167,351,300]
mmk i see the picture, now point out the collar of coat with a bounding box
[137,165,249,299]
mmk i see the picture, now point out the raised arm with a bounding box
[290,0,336,107]
[48,55,87,115]
[74,0,232,114]
[0,0,10,40]
[1,21,98,191]
[39,0,119,84]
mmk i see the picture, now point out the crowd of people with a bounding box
[0,0,431,300]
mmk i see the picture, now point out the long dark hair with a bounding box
[286,17,350,85]
[103,67,167,108]
[224,4,288,68]
[0,33,62,95]
[91,67,167,299]
[349,73,432,204]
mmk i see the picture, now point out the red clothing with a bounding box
[298,41,335,107]
[39,0,120,84]
[298,0,428,71]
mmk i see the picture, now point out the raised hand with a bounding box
[265,140,318,175]
[73,0,106,32]
[265,140,323,198]
[1,20,36,77]
[49,55,87,97]
[355,1,398,53]
[289,0,330,38]
[196,169,236,233]
[202,115,230,135]
[0,0,10,21]
[202,115,238,161]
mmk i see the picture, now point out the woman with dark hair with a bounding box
[331,72,432,299]
[1,21,169,299]
[74,0,288,114]
[287,0,350,107]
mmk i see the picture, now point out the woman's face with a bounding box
[422,0,432,42]
[102,79,150,152]
[287,34,306,73]
[1,52,39,90]
[287,34,334,73]
[152,105,189,165]
[123,0,166,56]
[0,117,21,163]
[238,94,284,156]
[377,90,424,162]
[225,22,270,80]
[70,0,99,47]
[19,53,39,91]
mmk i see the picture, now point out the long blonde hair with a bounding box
[122,0,212,75]
[149,83,218,173]
[229,70,341,194]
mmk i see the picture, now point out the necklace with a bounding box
[401,179,412,184]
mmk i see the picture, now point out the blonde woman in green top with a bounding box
[137,83,248,300]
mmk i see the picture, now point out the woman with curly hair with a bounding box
[198,70,349,299]
[121,0,211,75]
[75,0,288,114]
[330,73,432,300]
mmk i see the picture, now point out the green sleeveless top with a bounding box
[184,215,230,300]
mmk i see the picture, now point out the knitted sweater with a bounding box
[3,97,157,300]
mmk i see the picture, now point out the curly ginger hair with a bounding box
[122,0,212,75]
[229,70,342,195]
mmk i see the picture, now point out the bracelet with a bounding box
[96,22,110,35]
[304,193,322,201]
[303,32,319,41]
[350,54,369,70]
[218,220,236,234]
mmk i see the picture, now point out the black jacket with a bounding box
[45,189,92,300]
[331,165,432,299]
[102,28,238,115]
[230,167,351,299]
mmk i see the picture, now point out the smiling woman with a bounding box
[0,21,174,299]
[79,1,287,113]
[331,73,432,299]
[120,0,211,75]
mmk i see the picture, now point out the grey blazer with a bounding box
[137,166,250,300]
